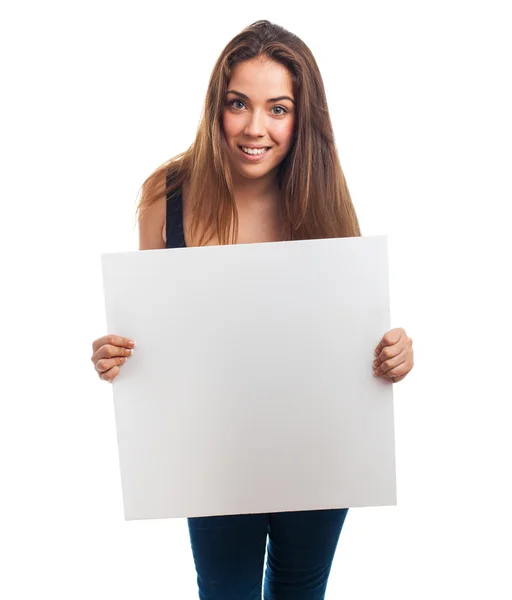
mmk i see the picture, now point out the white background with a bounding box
[1,1,510,598]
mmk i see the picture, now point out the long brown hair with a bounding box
[136,20,361,245]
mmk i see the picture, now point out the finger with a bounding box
[92,335,135,354]
[99,365,120,383]
[374,345,407,370]
[374,348,408,375]
[95,356,128,375]
[91,344,134,364]
[374,341,406,366]
[374,328,405,356]
[390,374,406,383]
[380,359,413,379]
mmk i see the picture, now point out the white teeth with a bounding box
[241,146,269,155]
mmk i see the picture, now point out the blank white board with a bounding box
[101,236,396,520]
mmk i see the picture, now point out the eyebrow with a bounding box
[226,89,295,104]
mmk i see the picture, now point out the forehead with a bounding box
[227,57,294,97]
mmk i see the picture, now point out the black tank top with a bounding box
[165,174,186,249]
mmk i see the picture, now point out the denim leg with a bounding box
[188,513,269,600]
[263,508,349,600]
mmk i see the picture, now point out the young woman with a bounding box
[91,20,414,600]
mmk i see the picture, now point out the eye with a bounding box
[272,106,288,116]
[229,99,246,110]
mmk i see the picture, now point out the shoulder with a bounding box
[138,168,168,250]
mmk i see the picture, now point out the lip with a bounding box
[238,145,271,162]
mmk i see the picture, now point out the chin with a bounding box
[236,165,278,180]
[231,153,282,180]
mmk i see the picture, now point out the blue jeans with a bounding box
[187,508,349,599]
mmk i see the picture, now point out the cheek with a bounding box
[274,119,295,146]
[222,111,238,141]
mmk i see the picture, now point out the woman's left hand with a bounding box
[373,328,414,383]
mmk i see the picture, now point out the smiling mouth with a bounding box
[239,146,271,156]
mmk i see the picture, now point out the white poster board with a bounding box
[101,236,396,520]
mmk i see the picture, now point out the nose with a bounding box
[243,109,266,138]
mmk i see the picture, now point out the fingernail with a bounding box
[129,340,135,348]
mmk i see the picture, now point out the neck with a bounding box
[231,169,281,207]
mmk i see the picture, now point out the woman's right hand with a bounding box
[91,334,135,383]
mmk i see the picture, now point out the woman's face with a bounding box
[222,57,296,184]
